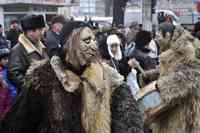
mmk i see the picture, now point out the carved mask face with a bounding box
[77,27,97,66]
[65,27,98,70]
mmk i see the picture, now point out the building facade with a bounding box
[157,0,200,24]
[69,0,112,17]
[0,0,67,31]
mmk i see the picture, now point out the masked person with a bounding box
[8,15,47,92]
[0,22,144,133]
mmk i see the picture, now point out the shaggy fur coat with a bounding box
[0,60,144,133]
[151,28,200,133]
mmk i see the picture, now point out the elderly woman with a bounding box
[106,34,130,77]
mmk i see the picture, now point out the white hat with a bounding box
[107,34,122,60]
[106,34,121,46]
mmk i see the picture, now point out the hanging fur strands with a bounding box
[137,26,200,133]
[0,22,144,133]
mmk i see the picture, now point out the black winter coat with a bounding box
[129,48,157,71]
[109,57,130,78]
[6,29,21,48]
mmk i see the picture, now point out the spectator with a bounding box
[157,12,165,24]
[6,20,21,48]
[192,17,200,40]
[106,34,130,77]
[0,48,17,100]
[8,15,47,92]
[45,15,66,58]
[127,22,139,43]
[0,48,13,121]
[0,24,10,49]
[159,16,175,39]
[130,30,157,71]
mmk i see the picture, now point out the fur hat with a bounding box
[51,15,66,25]
[20,15,45,31]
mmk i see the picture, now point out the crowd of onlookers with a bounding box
[0,20,20,120]
[0,12,200,132]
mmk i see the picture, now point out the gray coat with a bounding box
[45,30,63,58]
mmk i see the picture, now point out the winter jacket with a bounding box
[2,67,17,100]
[0,34,9,49]
[45,30,64,58]
[108,57,130,78]
[8,34,48,92]
[6,29,21,48]
[129,47,157,71]
[0,67,12,121]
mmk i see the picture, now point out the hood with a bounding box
[107,34,122,60]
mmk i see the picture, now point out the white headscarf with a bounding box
[107,34,122,60]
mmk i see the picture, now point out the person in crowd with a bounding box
[192,17,200,40]
[159,16,175,39]
[45,15,66,58]
[106,34,130,77]
[6,20,21,48]
[130,30,157,71]
[157,12,165,24]
[127,22,139,43]
[128,31,157,133]
[8,14,47,92]
[148,38,159,60]
[1,48,17,100]
[124,22,140,57]
[0,24,10,49]
[0,48,15,121]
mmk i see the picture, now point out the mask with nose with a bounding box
[65,27,98,70]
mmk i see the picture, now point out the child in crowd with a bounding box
[0,48,17,121]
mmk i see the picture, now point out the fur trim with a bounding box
[81,62,124,133]
[18,34,46,55]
